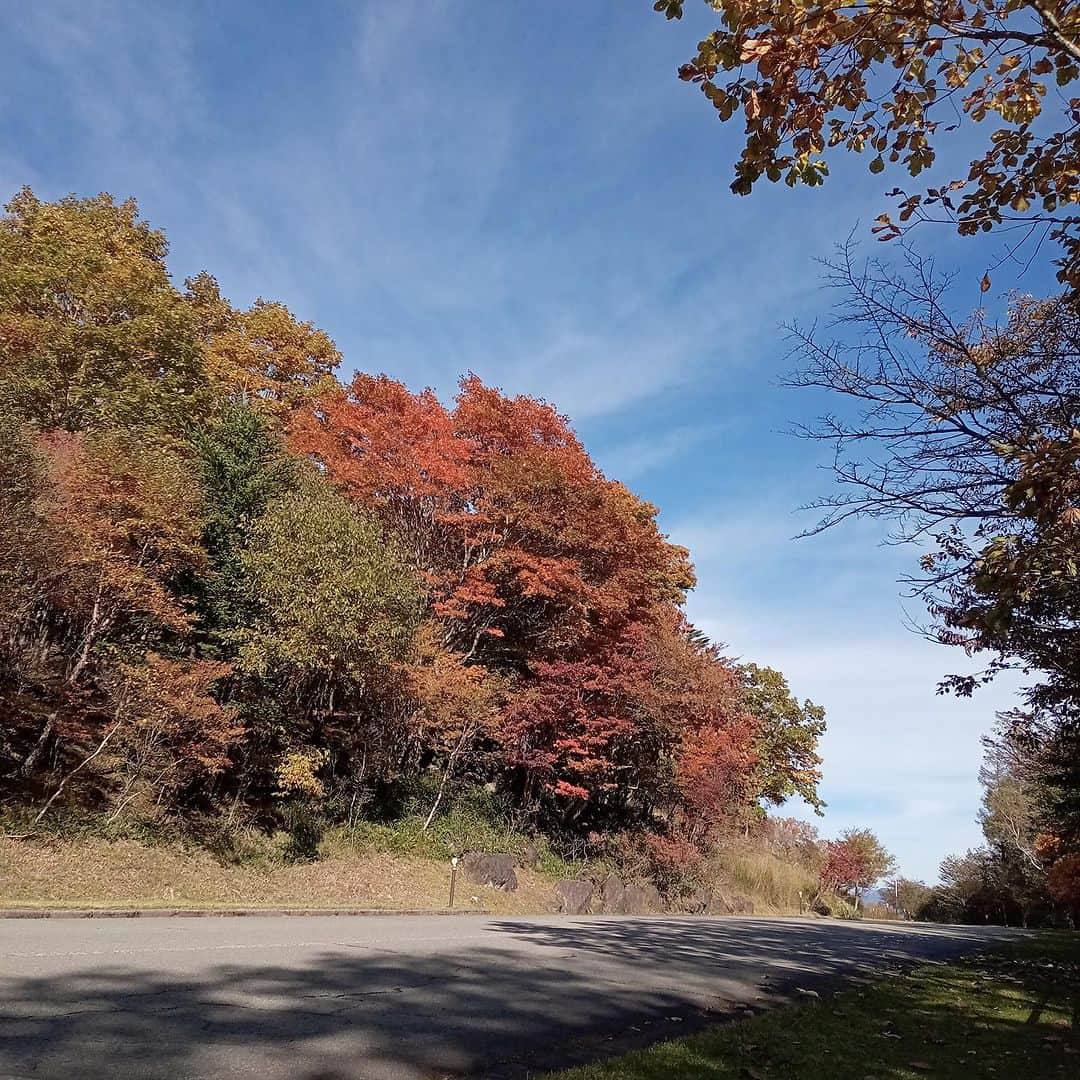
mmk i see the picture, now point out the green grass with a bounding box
[547,933,1080,1079]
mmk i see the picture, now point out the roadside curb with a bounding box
[0,906,489,919]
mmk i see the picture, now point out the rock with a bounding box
[623,882,663,914]
[600,874,628,914]
[518,840,540,870]
[461,852,518,892]
[555,878,594,914]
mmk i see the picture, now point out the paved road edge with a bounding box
[0,906,489,919]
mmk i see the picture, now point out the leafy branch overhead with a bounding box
[656,0,1080,287]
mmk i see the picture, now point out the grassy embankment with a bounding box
[0,805,569,912]
[0,803,828,914]
[549,933,1080,1079]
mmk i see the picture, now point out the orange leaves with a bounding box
[296,371,691,662]
[407,625,502,751]
[34,430,205,638]
[662,0,1080,288]
[292,373,471,505]
[113,654,240,779]
[1047,853,1080,905]
[289,368,748,824]
[498,613,761,832]
[739,37,773,64]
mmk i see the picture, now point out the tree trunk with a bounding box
[20,713,56,777]
[422,726,473,831]
[34,717,123,825]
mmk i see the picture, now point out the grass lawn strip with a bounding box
[546,933,1080,1079]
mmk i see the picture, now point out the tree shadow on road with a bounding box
[0,917,1017,1080]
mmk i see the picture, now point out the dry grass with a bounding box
[0,836,558,913]
[0,827,832,918]
[710,843,822,915]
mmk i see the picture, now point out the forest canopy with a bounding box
[0,188,826,860]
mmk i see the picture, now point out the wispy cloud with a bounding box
[597,422,727,480]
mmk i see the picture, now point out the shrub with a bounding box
[280,802,325,863]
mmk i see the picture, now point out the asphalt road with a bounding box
[0,913,1018,1079]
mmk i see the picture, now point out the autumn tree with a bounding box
[0,427,209,797]
[1047,852,1080,910]
[0,188,804,869]
[102,655,240,817]
[656,0,1080,288]
[880,876,934,919]
[186,272,341,415]
[820,827,896,901]
[789,249,1080,843]
[34,431,206,683]
[0,188,207,433]
[408,623,505,829]
[499,621,677,824]
[292,372,695,665]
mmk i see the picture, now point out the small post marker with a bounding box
[449,856,459,909]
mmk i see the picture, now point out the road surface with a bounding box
[0,913,1018,1079]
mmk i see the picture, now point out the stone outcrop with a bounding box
[555,878,594,914]
[623,882,663,914]
[600,874,628,913]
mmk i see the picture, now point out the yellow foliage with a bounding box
[275,749,328,799]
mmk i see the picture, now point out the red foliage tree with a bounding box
[820,829,896,900]
[292,373,694,664]
[291,372,768,832]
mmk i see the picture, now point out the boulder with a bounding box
[623,882,664,914]
[461,852,518,892]
[600,874,628,914]
[555,878,594,915]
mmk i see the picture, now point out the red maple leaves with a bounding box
[297,376,755,827]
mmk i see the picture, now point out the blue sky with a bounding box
[3,0,1058,881]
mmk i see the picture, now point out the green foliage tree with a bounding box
[237,482,423,684]
[740,662,826,811]
[189,402,300,652]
